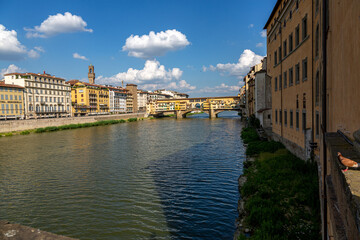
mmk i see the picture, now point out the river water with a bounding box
[0,112,245,240]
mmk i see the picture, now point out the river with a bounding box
[0,112,245,240]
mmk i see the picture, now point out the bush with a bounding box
[241,127,260,144]
[241,150,321,240]
[44,126,58,132]
[4,132,13,137]
[246,140,284,156]
[127,118,137,122]
[20,130,31,135]
[35,128,46,133]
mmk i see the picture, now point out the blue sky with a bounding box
[0,0,276,97]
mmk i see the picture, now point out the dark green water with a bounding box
[0,112,245,239]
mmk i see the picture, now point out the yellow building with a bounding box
[67,80,109,116]
[0,82,25,120]
[265,0,319,160]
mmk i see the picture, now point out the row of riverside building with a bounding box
[0,65,189,120]
[240,0,360,238]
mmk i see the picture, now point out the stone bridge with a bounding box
[147,96,241,119]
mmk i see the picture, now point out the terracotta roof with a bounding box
[0,82,24,89]
[126,84,137,86]
[4,72,65,81]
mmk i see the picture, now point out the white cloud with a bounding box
[28,49,40,58]
[0,24,27,60]
[0,64,25,79]
[25,12,93,38]
[248,24,254,28]
[34,46,45,52]
[0,24,43,60]
[122,29,190,59]
[260,30,267,38]
[97,60,195,91]
[204,49,264,79]
[190,83,240,95]
[256,42,264,48]
[73,53,88,61]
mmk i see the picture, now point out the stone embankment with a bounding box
[0,113,146,133]
[0,220,76,240]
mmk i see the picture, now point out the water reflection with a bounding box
[0,114,244,239]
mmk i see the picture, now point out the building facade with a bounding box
[109,86,127,114]
[0,82,25,120]
[68,80,109,116]
[4,72,71,119]
[137,90,149,112]
[265,0,318,160]
[254,57,272,129]
[126,84,138,113]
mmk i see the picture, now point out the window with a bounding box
[284,110,288,126]
[280,110,282,124]
[284,71,287,88]
[274,51,278,65]
[275,109,278,123]
[316,70,320,105]
[1,104,4,114]
[314,111,319,138]
[295,25,300,46]
[315,24,320,58]
[302,111,306,131]
[279,75,282,90]
[296,111,299,130]
[19,95,21,100]
[5,95,8,100]
[10,104,13,114]
[303,93,306,108]
[289,10,292,19]
[275,77,278,91]
[6,104,9,114]
[279,46,282,62]
[302,58,308,81]
[302,16,307,40]
[0,94,3,100]
[290,110,293,128]
[295,63,300,84]
[15,95,17,100]
[283,40,287,57]
[29,96,32,102]
[296,0,299,9]
[289,33,293,52]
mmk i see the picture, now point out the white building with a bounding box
[254,57,272,129]
[108,86,127,114]
[4,72,71,119]
[137,90,149,112]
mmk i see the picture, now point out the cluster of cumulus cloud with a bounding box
[0,11,265,94]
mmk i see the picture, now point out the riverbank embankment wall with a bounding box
[0,113,146,133]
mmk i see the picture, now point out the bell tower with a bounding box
[88,64,95,84]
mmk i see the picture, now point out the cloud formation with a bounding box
[256,42,264,47]
[260,30,267,38]
[97,60,195,91]
[203,49,263,79]
[122,29,190,59]
[73,53,88,61]
[25,12,93,38]
[248,24,254,28]
[0,64,25,79]
[0,24,43,60]
[193,83,240,94]
[0,24,27,60]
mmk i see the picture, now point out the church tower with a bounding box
[88,65,95,84]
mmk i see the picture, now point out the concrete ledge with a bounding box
[0,113,146,133]
[326,132,360,240]
[0,220,76,240]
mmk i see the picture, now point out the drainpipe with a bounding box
[321,0,328,239]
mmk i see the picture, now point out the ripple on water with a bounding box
[0,113,245,240]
